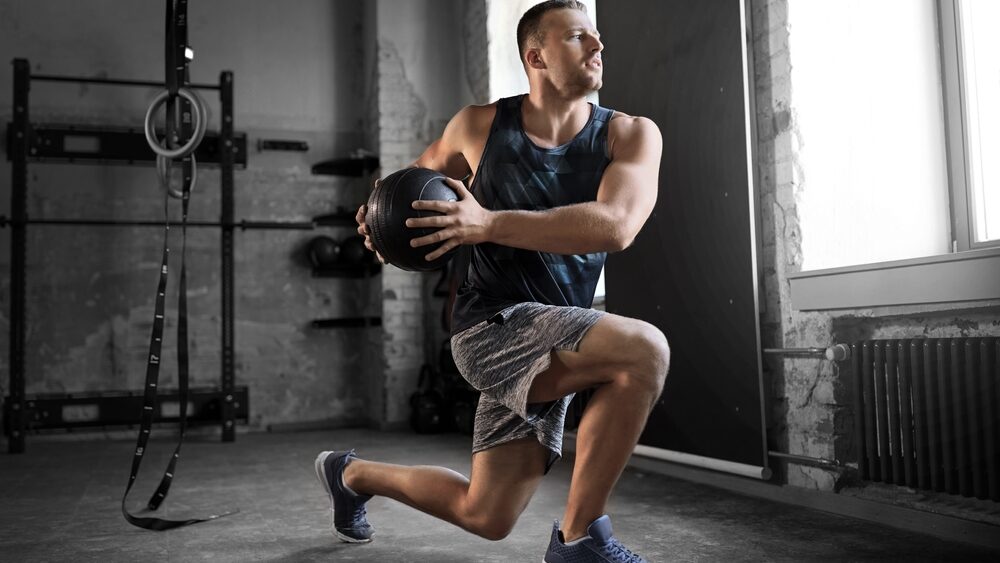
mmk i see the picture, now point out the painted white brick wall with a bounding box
[367,0,480,429]
[374,24,432,429]
[752,0,840,491]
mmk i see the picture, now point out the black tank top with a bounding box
[451,94,615,334]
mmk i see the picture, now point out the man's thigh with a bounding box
[526,312,657,404]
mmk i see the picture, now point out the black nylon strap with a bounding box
[163,1,188,163]
[146,69,195,511]
[146,157,192,511]
[121,159,235,531]
[121,0,236,530]
[164,0,186,98]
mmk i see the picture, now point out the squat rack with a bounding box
[1,59,275,453]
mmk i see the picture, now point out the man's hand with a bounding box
[355,199,386,264]
[406,177,493,262]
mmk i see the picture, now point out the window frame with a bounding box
[939,0,999,251]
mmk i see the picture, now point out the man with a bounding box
[318,2,668,561]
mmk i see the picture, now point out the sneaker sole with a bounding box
[314,450,373,544]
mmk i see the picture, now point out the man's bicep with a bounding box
[597,119,662,234]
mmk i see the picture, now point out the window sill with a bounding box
[787,247,1000,311]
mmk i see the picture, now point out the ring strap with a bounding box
[163,0,189,153]
[146,163,191,512]
[157,154,197,200]
[121,154,236,531]
[144,88,206,159]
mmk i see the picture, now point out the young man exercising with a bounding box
[318,2,668,561]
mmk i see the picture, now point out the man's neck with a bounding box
[521,90,592,148]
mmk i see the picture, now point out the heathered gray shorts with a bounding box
[450,302,605,472]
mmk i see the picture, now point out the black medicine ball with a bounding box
[365,167,459,272]
[307,235,340,267]
[339,235,372,266]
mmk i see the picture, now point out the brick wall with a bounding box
[370,0,477,429]
[0,0,375,433]
[751,0,843,490]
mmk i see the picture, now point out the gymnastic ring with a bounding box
[156,153,197,199]
[144,87,208,159]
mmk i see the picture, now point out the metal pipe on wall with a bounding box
[767,451,846,470]
[763,344,851,361]
[633,444,773,480]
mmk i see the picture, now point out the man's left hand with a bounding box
[407,177,493,262]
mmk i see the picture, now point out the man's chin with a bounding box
[581,80,603,95]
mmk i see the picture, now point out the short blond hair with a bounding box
[516,1,588,59]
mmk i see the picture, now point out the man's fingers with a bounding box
[424,239,460,262]
[405,215,449,228]
[412,199,456,212]
[410,229,450,248]
[443,177,470,198]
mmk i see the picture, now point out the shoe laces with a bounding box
[603,538,643,562]
[351,503,368,525]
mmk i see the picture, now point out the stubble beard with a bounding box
[561,69,603,98]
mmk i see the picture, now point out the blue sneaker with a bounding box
[544,515,646,563]
[314,450,374,543]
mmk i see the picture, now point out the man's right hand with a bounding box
[356,202,386,264]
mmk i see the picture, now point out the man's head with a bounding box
[517,1,588,60]
[517,1,603,96]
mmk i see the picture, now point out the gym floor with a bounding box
[1,429,998,562]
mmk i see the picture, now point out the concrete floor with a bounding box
[1,429,999,562]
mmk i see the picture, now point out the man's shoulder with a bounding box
[607,112,661,158]
[608,111,658,133]
[447,102,499,146]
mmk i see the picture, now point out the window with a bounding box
[790,0,999,272]
[944,0,1000,249]
[791,0,951,270]
[787,0,1000,310]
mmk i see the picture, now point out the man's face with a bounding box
[535,8,603,96]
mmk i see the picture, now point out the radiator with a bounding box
[853,338,999,501]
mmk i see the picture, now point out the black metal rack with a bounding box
[2,58,250,453]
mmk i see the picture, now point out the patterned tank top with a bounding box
[451,94,615,334]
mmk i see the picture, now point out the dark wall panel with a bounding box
[600,0,766,468]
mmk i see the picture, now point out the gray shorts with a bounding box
[450,302,605,472]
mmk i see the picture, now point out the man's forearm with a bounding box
[486,202,631,255]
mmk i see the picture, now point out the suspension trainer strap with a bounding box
[121,167,234,531]
[120,192,188,529]
[164,0,179,154]
[146,158,192,512]
[122,5,237,523]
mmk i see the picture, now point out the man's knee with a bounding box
[464,511,518,541]
[644,323,670,387]
[621,321,670,395]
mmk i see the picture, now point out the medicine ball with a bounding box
[365,167,459,272]
[307,235,340,267]
[339,235,370,266]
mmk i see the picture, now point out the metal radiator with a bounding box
[854,338,999,501]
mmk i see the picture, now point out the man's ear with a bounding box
[525,48,546,70]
